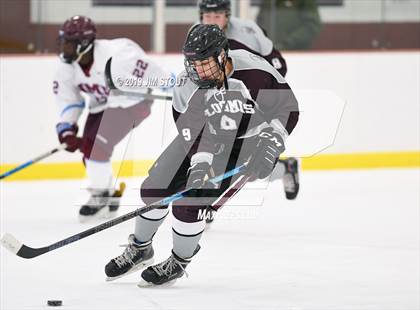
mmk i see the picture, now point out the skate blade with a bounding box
[78,208,118,223]
[137,278,177,288]
[105,258,154,282]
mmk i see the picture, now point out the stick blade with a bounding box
[1,233,23,255]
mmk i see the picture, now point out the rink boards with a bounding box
[1,51,419,180]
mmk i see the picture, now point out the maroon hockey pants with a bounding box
[80,101,152,161]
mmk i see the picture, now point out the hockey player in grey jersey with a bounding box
[104,24,299,286]
[199,0,300,205]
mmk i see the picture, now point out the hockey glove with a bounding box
[249,128,285,179]
[186,161,211,189]
[56,122,81,152]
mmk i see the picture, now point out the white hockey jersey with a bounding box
[53,38,171,124]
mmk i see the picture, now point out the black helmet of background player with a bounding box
[183,24,229,89]
[199,0,231,19]
[58,15,96,64]
[199,0,231,30]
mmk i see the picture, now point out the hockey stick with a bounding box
[111,89,173,101]
[0,163,248,259]
[105,57,173,101]
[0,144,67,180]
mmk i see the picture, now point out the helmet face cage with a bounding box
[57,36,77,64]
[184,48,228,89]
[58,36,94,64]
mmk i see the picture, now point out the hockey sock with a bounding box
[172,216,205,259]
[134,208,169,243]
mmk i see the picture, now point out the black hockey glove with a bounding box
[187,161,211,189]
[249,128,285,179]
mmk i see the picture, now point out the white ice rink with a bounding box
[1,169,419,310]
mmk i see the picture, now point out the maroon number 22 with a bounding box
[132,59,149,78]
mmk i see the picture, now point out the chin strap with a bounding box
[75,42,93,63]
[222,64,228,90]
[217,52,229,90]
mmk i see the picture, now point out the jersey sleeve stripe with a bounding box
[60,101,86,117]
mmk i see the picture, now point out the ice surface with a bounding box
[1,169,419,310]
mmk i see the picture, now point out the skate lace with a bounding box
[153,255,188,278]
[114,244,140,268]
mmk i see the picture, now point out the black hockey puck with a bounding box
[47,300,62,307]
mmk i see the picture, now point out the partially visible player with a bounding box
[199,0,299,205]
[104,24,299,286]
[54,15,171,222]
[200,0,287,76]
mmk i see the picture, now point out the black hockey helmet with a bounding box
[183,24,229,89]
[199,0,231,18]
[58,15,96,63]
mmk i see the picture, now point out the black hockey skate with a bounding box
[282,158,300,200]
[105,234,154,281]
[78,182,126,222]
[138,246,200,287]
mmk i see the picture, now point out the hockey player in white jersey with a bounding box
[54,15,171,221]
[199,0,300,206]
